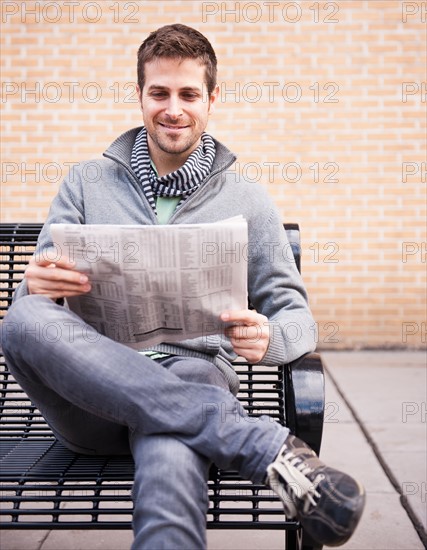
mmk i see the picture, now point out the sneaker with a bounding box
[266,435,365,547]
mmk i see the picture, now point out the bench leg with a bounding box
[286,527,323,550]
[286,527,301,549]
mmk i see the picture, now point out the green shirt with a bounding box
[151,161,180,224]
[156,196,180,224]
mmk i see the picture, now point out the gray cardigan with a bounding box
[14,127,317,394]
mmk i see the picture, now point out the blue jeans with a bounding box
[0,296,289,549]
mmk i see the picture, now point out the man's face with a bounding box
[137,57,218,169]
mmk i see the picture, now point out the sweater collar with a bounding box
[103,126,237,176]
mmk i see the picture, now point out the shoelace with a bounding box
[267,448,325,517]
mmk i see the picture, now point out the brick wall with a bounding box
[1,0,426,349]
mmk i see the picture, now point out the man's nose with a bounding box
[164,96,183,119]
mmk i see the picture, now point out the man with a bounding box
[1,24,365,549]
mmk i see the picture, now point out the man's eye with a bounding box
[151,92,167,98]
[182,94,198,101]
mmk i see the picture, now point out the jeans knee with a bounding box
[5,294,53,322]
[0,295,55,353]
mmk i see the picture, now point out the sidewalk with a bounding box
[1,351,426,550]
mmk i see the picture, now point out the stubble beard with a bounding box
[150,127,201,157]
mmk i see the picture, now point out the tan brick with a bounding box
[1,1,425,347]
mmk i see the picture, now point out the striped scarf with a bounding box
[130,127,216,214]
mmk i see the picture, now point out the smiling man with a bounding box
[1,24,365,549]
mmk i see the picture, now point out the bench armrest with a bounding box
[282,352,325,456]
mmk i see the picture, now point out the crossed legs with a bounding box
[1,295,289,548]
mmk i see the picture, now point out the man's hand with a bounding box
[220,309,270,363]
[25,251,91,300]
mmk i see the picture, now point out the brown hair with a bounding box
[137,24,217,95]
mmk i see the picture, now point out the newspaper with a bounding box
[50,217,248,349]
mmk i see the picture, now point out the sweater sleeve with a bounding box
[247,202,317,365]
[13,165,85,303]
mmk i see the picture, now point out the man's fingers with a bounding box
[26,263,88,285]
[26,275,92,299]
[25,252,91,299]
[30,250,75,269]
[221,310,269,335]
[225,323,264,342]
[220,308,270,363]
[220,309,261,324]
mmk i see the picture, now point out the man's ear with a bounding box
[208,84,220,115]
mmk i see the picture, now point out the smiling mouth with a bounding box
[159,123,189,131]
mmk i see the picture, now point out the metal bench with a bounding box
[0,223,325,550]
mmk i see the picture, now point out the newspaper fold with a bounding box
[50,217,248,349]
